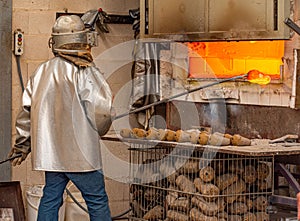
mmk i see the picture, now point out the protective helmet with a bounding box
[49,15,98,53]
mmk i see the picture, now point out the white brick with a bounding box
[27,61,42,78]
[86,0,106,11]
[125,0,140,10]
[24,35,51,60]
[102,0,126,14]
[13,0,50,10]
[49,0,87,12]
[28,12,56,35]
[12,10,29,34]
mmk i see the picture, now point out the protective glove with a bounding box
[7,146,31,166]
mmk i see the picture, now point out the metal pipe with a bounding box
[0,153,22,165]
[284,18,300,36]
[113,74,248,120]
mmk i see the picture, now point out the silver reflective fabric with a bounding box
[15,57,112,172]
[131,42,160,128]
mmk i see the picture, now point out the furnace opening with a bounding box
[188,41,284,80]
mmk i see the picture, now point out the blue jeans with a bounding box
[37,170,111,221]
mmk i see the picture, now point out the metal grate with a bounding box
[128,142,274,221]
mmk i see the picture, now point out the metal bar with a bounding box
[275,163,300,193]
[114,74,247,120]
[284,18,300,36]
[0,153,22,165]
[269,195,297,207]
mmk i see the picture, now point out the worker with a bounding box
[8,15,113,221]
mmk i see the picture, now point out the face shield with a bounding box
[49,15,98,54]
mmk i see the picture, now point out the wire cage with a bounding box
[128,141,274,221]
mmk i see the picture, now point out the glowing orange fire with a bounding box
[247,70,271,85]
[188,41,284,80]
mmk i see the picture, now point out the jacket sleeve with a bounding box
[14,79,33,153]
[77,66,113,137]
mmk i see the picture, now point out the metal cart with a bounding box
[107,138,300,221]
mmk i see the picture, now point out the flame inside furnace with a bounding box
[188,41,284,80]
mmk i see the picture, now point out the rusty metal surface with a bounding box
[167,101,300,140]
[225,104,300,140]
[0,0,12,180]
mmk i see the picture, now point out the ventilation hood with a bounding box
[140,0,291,41]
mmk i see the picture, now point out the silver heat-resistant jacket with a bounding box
[15,56,112,172]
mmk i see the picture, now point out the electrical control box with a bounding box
[14,29,24,56]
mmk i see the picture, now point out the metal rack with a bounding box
[128,141,274,221]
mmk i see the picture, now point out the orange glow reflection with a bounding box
[188,41,284,80]
[247,70,271,85]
